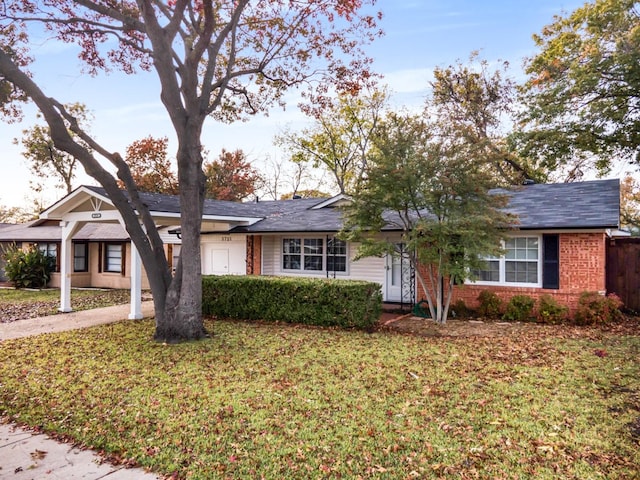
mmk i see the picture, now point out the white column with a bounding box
[59,220,80,312]
[128,241,143,319]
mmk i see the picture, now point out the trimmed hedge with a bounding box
[202,275,383,330]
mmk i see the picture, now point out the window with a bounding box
[73,242,88,272]
[283,238,301,270]
[282,237,347,273]
[304,238,323,271]
[472,236,541,287]
[37,242,59,272]
[505,237,538,284]
[104,243,124,273]
[327,238,347,272]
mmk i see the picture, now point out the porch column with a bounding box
[128,241,143,319]
[59,220,81,312]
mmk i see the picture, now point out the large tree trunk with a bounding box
[153,134,207,342]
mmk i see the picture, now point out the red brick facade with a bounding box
[419,232,608,314]
[246,235,262,275]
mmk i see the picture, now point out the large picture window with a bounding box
[282,237,347,273]
[472,236,541,287]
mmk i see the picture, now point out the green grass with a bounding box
[0,319,638,479]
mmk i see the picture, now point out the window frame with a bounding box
[281,236,348,275]
[469,235,543,288]
[37,242,60,272]
[73,242,89,272]
[103,242,125,274]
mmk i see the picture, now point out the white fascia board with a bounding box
[148,211,263,225]
[40,186,113,219]
[311,194,352,210]
[61,210,123,222]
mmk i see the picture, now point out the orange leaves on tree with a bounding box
[120,135,178,195]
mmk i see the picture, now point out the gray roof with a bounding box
[501,178,620,230]
[84,185,327,219]
[237,179,621,233]
[6,179,620,242]
[0,220,129,242]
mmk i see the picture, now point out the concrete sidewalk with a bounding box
[0,301,155,341]
[0,424,160,479]
[0,302,161,479]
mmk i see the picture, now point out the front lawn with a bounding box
[0,288,130,322]
[0,319,638,479]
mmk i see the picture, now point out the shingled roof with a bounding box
[502,178,620,230]
[235,178,621,233]
[35,179,621,239]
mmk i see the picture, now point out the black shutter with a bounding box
[542,234,559,289]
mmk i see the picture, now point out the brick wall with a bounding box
[246,235,262,275]
[418,232,607,314]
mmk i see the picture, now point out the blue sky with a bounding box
[1,0,593,210]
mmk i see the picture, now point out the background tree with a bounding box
[429,54,541,184]
[280,189,331,199]
[203,149,260,201]
[277,87,388,194]
[343,112,514,324]
[519,0,640,174]
[0,1,380,342]
[119,136,178,195]
[258,156,327,200]
[621,175,640,233]
[15,103,91,194]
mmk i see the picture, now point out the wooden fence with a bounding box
[606,237,640,312]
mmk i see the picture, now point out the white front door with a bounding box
[385,253,402,302]
[211,249,230,275]
[385,244,409,302]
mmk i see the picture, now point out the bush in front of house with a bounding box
[202,275,382,330]
[537,294,570,324]
[502,295,535,322]
[573,291,623,325]
[451,299,474,318]
[2,244,56,289]
[477,290,503,318]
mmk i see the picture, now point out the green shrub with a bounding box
[202,275,382,330]
[573,291,623,325]
[451,299,474,318]
[476,290,503,318]
[502,295,535,322]
[537,294,569,324]
[2,244,56,289]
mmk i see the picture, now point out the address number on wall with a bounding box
[221,236,232,242]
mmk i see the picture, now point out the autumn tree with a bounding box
[343,112,514,324]
[519,0,640,173]
[258,156,328,200]
[277,87,388,194]
[203,149,260,201]
[280,189,331,199]
[429,54,543,185]
[621,175,640,233]
[119,136,178,195]
[16,103,91,194]
[0,1,380,342]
